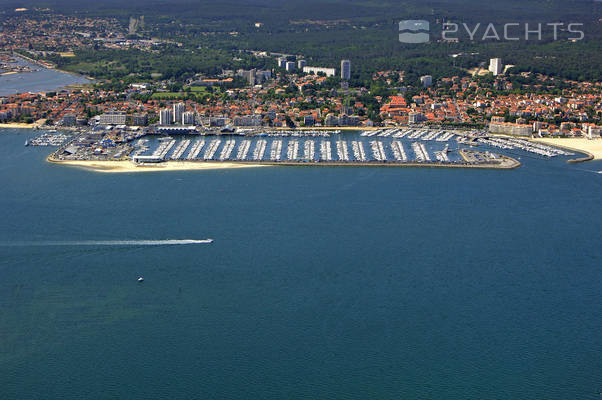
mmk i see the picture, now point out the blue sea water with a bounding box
[0,129,601,399]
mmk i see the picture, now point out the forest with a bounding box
[3,0,601,82]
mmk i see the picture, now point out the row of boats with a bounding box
[203,139,221,160]
[320,140,333,161]
[133,137,466,164]
[152,139,175,159]
[434,149,450,162]
[411,142,431,162]
[361,128,457,142]
[219,140,236,161]
[336,140,350,161]
[270,140,283,161]
[170,139,191,160]
[370,141,387,161]
[391,141,407,161]
[259,130,338,137]
[478,136,574,157]
[25,132,70,147]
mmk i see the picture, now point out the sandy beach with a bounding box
[533,138,602,160]
[0,119,47,129]
[0,122,38,129]
[48,159,268,173]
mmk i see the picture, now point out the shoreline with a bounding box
[47,156,520,173]
[0,119,47,130]
[47,158,270,173]
[532,138,602,161]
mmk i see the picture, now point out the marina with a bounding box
[186,139,205,160]
[478,136,575,157]
[253,139,267,161]
[269,140,283,161]
[351,140,367,161]
[391,141,407,161]
[236,139,251,160]
[26,131,70,146]
[320,140,332,161]
[42,127,590,170]
[336,140,349,161]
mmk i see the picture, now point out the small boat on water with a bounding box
[137,277,144,282]
[24,139,29,146]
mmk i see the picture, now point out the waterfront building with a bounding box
[584,124,600,139]
[488,121,532,136]
[304,115,315,126]
[408,112,427,124]
[209,117,226,127]
[182,111,195,125]
[159,108,173,125]
[61,114,77,126]
[131,113,148,126]
[324,113,339,126]
[560,122,573,131]
[420,75,433,87]
[302,66,336,77]
[0,110,13,121]
[339,114,359,126]
[340,59,351,80]
[98,111,127,125]
[489,58,503,76]
[173,103,185,124]
[233,114,262,126]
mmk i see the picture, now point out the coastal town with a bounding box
[3,2,602,399]
[1,9,601,167]
[1,56,600,137]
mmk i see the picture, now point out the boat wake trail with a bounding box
[574,168,602,175]
[0,239,214,247]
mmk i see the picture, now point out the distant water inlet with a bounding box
[0,56,90,96]
[0,239,213,246]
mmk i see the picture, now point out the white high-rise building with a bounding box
[341,59,351,80]
[420,75,433,87]
[248,68,256,85]
[489,58,503,76]
[302,66,336,77]
[297,59,306,69]
[173,103,185,124]
[98,111,127,125]
[159,108,173,125]
[285,61,295,72]
[182,111,195,125]
[278,57,287,68]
